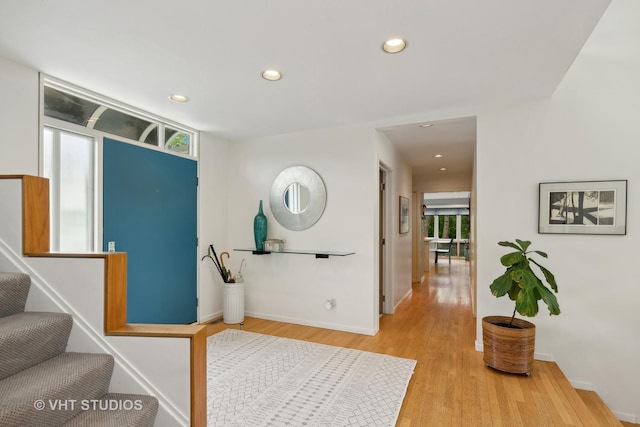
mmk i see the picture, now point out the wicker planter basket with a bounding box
[482,315,536,375]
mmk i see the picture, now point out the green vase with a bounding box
[253,200,267,251]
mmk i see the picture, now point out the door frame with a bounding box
[379,162,392,315]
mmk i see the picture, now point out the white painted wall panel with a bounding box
[476,0,640,421]
[224,126,394,334]
[0,56,39,175]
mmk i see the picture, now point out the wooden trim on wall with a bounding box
[104,252,128,331]
[191,327,207,425]
[0,175,50,253]
[3,174,206,427]
[104,323,207,427]
[105,323,207,427]
[22,175,50,254]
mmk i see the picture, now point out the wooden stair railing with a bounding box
[1,175,206,426]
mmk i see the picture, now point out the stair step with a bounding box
[0,272,30,318]
[0,352,114,426]
[0,312,73,380]
[62,393,159,427]
[576,389,624,426]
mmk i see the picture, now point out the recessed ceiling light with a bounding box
[439,167,447,171]
[420,124,433,128]
[262,70,282,81]
[169,94,190,103]
[434,154,443,158]
[383,38,407,54]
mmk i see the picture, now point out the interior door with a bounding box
[103,138,197,324]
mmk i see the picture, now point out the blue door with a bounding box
[103,138,197,324]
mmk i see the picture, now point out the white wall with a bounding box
[224,125,411,335]
[413,171,471,193]
[197,132,230,322]
[0,56,39,174]
[226,126,376,334]
[375,130,413,309]
[476,0,640,421]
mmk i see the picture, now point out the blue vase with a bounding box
[254,200,267,251]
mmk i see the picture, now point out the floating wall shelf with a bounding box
[234,248,355,259]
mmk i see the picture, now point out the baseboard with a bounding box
[199,311,222,324]
[244,310,377,336]
[571,380,595,391]
[394,288,413,312]
[573,383,638,423]
[534,351,555,362]
[612,410,637,424]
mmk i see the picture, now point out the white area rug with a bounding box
[207,329,416,427]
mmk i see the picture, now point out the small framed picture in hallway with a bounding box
[538,180,627,235]
[399,196,410,234]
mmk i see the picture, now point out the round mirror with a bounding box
[270,166,326,231]
[283,182,311,214]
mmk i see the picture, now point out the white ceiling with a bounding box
[380,116,476,177]
[0,0,610,181]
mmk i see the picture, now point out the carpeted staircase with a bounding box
[0,272,158,426]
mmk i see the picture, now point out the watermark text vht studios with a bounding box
[33,399,144,411]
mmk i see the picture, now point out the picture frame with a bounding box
[399,196,409,234]
[538,180,627,235]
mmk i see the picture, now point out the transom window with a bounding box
[40,75,199,251]
[43,82,196,156]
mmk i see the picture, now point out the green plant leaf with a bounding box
[537,283,561,315]
[519,269,538,290]
[500,251,523,266]
[508,283,520,301]
[492,239,560,319]
[515,287,539,317]
[509,267,525,284]
[532,285,542,300]
[490,273,513,297]
[531,250,548,258]
[530,259,558,292]
[515,239,531,252]
[498,241,521,251]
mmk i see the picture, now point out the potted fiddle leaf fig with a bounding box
[482,239,560,375]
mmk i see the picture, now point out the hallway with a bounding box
[206,259,624,426]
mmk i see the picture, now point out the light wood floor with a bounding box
[205,259,630,426]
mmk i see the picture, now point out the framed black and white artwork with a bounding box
[538,180,627,235]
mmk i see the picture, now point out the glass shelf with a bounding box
[234,248,355,259]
